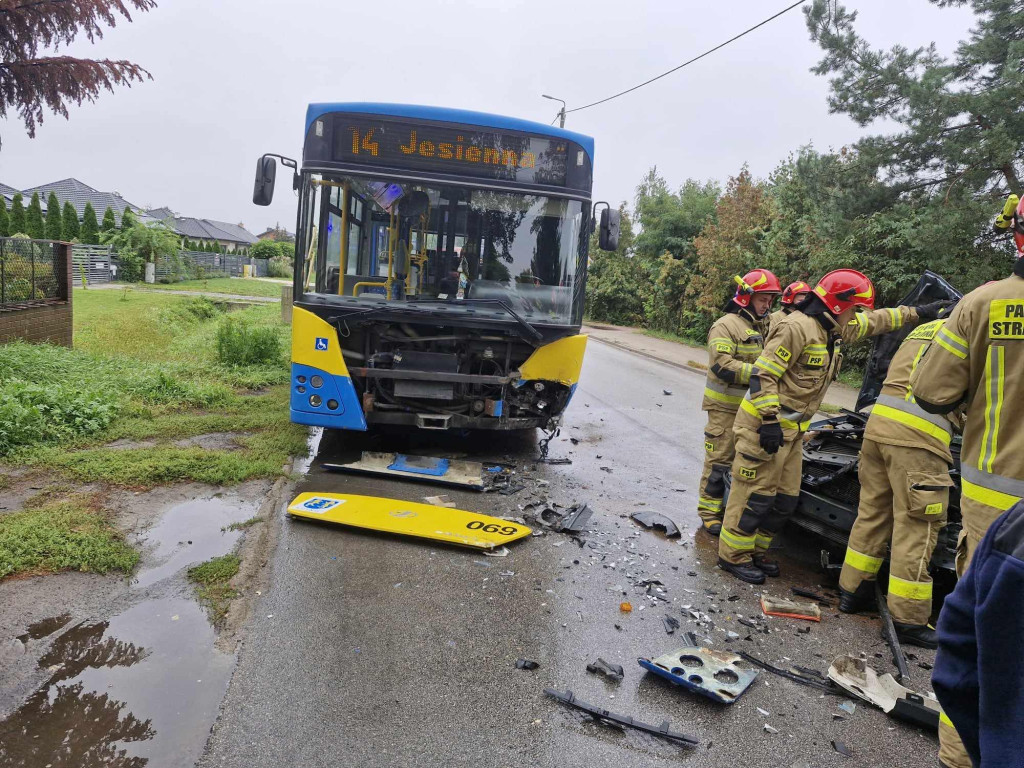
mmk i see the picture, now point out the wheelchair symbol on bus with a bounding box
[315,337,329,351]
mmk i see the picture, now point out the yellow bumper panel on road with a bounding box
[287,493,532,550]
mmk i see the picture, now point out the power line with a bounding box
[565,0,807,115]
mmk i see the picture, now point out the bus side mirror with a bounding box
[599,208,621,251]
[253,156,277,206]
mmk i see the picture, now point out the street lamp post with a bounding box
[542,95,566,128]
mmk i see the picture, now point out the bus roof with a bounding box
[304,102,594,161]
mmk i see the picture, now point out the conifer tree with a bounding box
[102,206,117,231]
[9,193,26,234]
[0,197,9,237]
[26,192,45,238]
[46,192,63,240]
[62,201,80,240]
[81,202,100,244]
[119,207,136,229]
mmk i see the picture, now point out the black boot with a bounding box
[703,521,722,537]
[752,554,780,577]
[839,581,877,614]
[719,558,766,585]
[892,622,938,650]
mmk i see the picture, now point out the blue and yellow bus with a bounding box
[253,103,618,431]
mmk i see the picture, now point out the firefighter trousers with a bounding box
[697,409,738,530]
[938,493,1020,768]
[838,438,950,626]
[718,424,803,565]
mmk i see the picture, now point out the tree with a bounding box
[81,202,99,244]
[275,240,294,260]
[250,239,280,260]
[0,196,8,237]
[62,200,79,240]
[212,240,222,254]
[119,207,135,229]
[584,202,646,325]
[101,220,179,282]
[9,192,26,234]
[101,205,117,231]
[0,0,155,146]
[26,191,44,238]
[45,191,62,240]
[805,0,1023,197]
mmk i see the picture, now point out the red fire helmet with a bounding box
[781,281,812,306]
[733,269,782,308]
[1015,196,1024,255]
[813,269,876,314]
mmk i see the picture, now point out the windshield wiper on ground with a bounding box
[405,297,544,342]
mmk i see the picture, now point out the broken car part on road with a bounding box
[324,451,512,490]
[638,646,758,704]
[544,689,699,747]
[760,595,822,622]
[629,510,681,538]
[827,655,940,730]
[586,658,625,682]
[737,652,852,697]
[286,493,531,549]
[875,580,910,682]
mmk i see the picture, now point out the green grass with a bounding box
[0,496,139,580]
[0,475,10,491]
[223,516,262,532]
[144,278,285,298]
[188,554,241,621]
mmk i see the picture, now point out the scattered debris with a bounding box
[586,658,625,682]
[499,570,515,577]
[738,652,849,696]
[323,452,492,489]
[639,646,758,704]
[725,631,740,642]
[539,503,593,533]
[286,493,532,550]
[629,510,681,538]
[763,724,779,734]
[620,602,633,613]
[828,655,940,730]
[832,740,852,758]
[544,689,699,747]
[424,495,456,508]
[516,659,540,670]
[538,429,572,464]
[838,700,857,715]
[663,390,673,396]
[790,586,832,605]
[482,546,510,557]
[599,466,613,473]
[757,707,770,717]
[761,595,821,622]
[663,615,681,635]
[875,580,910,681]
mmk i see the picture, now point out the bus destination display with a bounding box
[329,116,571,187]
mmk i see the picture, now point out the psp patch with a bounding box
[739,466,757,480]
[715,343,732,353]
[775,346,792,362]
[315,337,329,351]
[298,496,345,513]
[989,300,1024,339]
[704,440,715,453]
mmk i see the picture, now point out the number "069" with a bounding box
[466,521,518,536]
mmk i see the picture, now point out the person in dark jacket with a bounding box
[932,499,1024,768]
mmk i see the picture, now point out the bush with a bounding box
[0,380,119,455]
[268,255,292,278]
[215,318,282,366]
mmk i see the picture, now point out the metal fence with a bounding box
[0,238,68,309]
[153,251,269,283]
[72,244,114,286]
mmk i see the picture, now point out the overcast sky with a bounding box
[0,0,975,235]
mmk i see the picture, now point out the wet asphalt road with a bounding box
[200,340,939,768]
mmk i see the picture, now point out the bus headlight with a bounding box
[311,375,324,388]
[309,394,323,407]
[327,399,339,410]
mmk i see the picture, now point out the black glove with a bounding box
[758,420,784,455]
[915,300,955,321]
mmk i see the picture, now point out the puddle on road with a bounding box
[15,612,72,643]
[133,495,254,589]
[0,597,234,768]
[293,427,323,476]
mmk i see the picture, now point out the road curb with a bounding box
[586,333,706,379]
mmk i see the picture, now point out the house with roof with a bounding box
[257,225,295,242]
[20,178,152,226]
[146,208,259,253]
[0,182,19,207]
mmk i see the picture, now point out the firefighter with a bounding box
[910,193,1024,768]
[697,269,781,535]
[837,315,962,649]
[768,280,811,330]
[717,269,950,584]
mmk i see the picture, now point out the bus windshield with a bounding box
[297,173,586,326]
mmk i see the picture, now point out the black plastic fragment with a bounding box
[629,511,681,538]
[586,658,625,682]
[544,689,698,747]
[539,503,593,533]
[791,586,832,605]
[875,580,910,682]
[832,739,852,757]
[682,631,698,646]
[515,659,540,670]
[738,652,851,697]
[663,615,680,635]
[891,694,940,730]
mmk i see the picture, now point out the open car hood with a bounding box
[855,271,963,412]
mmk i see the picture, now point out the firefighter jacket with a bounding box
[911,276,1024,510]
[702,309,765,413]
[737,306,918,434]
[864,319,964,464]
[768,307,791,332]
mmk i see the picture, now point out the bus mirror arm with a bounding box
[253,153,298,206]
[592,202,620,251]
